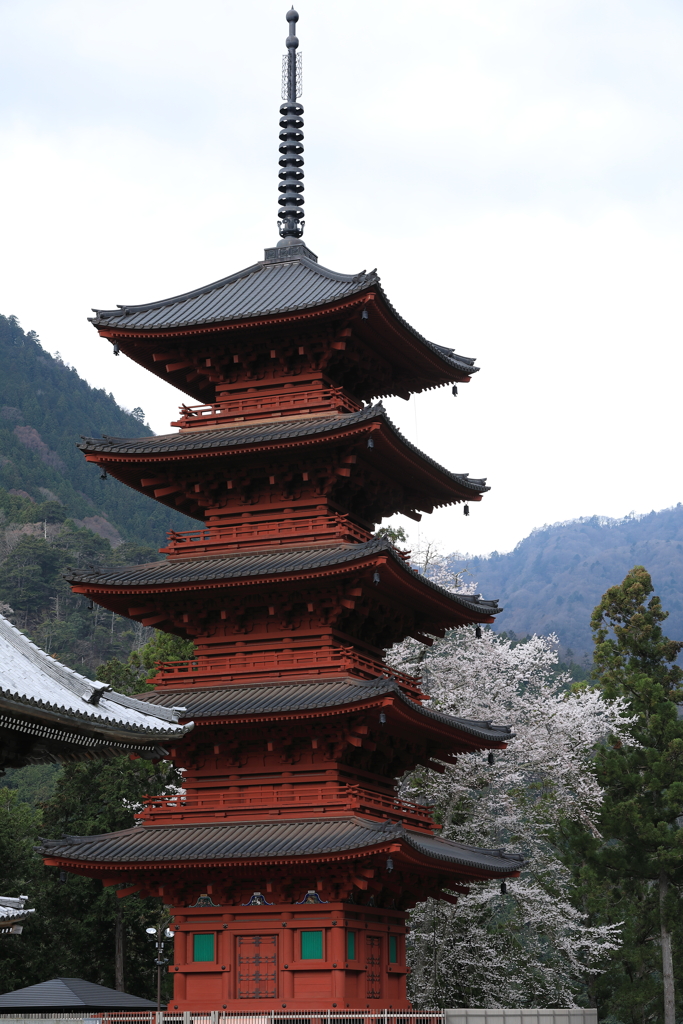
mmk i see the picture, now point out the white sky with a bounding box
[1,0,682,556]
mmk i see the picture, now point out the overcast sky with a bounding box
[1,0,682,557]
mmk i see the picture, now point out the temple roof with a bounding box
[0,978,157,1011]
[0,894,35,928]
[90,249,478,381]
[39,815,524,878]
[77,404,488,498]
[0,614,193,765]
[65,538,501,621]
[140,676,512,749]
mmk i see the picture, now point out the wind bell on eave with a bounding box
[277,7,305,245]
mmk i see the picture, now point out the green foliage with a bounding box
[0,764,63,807]
[0,313,195,546]
[376,523,409,545]
[590,565,683,879]
[0,509,164,673]
[564,566,683,1023]
[96,633,196,695]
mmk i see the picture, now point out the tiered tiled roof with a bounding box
[64,539,501,620]
[40,816,524,878]
[141,676,513,747]
[91,249,478,380]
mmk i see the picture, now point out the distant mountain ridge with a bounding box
[448,506,683,659]
[0,314,194,547]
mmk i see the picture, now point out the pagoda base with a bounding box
[168,900,410,1011]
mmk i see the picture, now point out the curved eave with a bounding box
[41,824,522,882]
[77,406,489,521]
[0,693,193,748]
[65,542,501,628]
[94,287,477,403]
[141,688,510,754]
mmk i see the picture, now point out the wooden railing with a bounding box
[138,785,437,832]
[171,387,361,429]
[161,515,371,558]
[153,647,422,698]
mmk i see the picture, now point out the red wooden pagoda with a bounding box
[41,10,522,1011]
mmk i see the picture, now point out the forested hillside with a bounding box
[0,314,194,547]
[449,506,683,658]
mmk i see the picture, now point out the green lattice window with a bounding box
[301,930,323,959]
[389,934,398,963]
[347,930,356,960]
[193,933,215,962]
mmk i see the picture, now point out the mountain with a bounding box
[448,506,683,661]
[0,313,194,547]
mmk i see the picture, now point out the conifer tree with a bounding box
[589,565,683,1024]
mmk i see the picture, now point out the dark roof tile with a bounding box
[91,254,477,378]
[64,539,501,618]
[140,677,513,746]
[39,816,524,875]
[77,404,489,498]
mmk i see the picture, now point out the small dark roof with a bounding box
[65,538,501,619]
[91,251,477,380]
[77,404,489,497]
[141,676,512,747]
[0,978,157,1011]
[39,816,524,877]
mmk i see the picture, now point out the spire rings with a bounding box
[278,8,304,240]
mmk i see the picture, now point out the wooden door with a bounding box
[366,935,381,999]
[236,934,277,999]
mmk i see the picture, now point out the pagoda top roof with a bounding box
[0,613,193,761]
[39,814,524,878]
[65,538,501,622]
[140,676,512,749]
[90,245,477,380]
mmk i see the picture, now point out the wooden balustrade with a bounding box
[152,647,421,697]
[161,514,371,558]
[171,387,361,429]
[138,785,437,831]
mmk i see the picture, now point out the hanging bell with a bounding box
[487,752,494,765]
[100,469,108,480]
[372,571,381,585]
[367,438,375,449]
[452,385,458,397]
[113,342,120,356]
[463,505,469,516]
[475,626,482,639]
[500,881,507,895]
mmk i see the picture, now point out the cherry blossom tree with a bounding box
[389,624,630,1008]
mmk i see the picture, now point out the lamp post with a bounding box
[146,923,173,1011]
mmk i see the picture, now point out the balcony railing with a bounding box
[161,515,371,558]
[138,785,437,832]
[172,387,361,429]
[153,647,422,699]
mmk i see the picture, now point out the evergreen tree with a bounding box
[581,566,683,1024]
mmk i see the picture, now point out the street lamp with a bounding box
[146,924,173,1011]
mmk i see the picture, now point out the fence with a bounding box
[0,1012,444,1024]
[0,1012,598,1024]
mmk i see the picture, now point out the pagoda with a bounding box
[40,10,522,1012]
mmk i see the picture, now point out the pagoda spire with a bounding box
[277,7,305,243]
